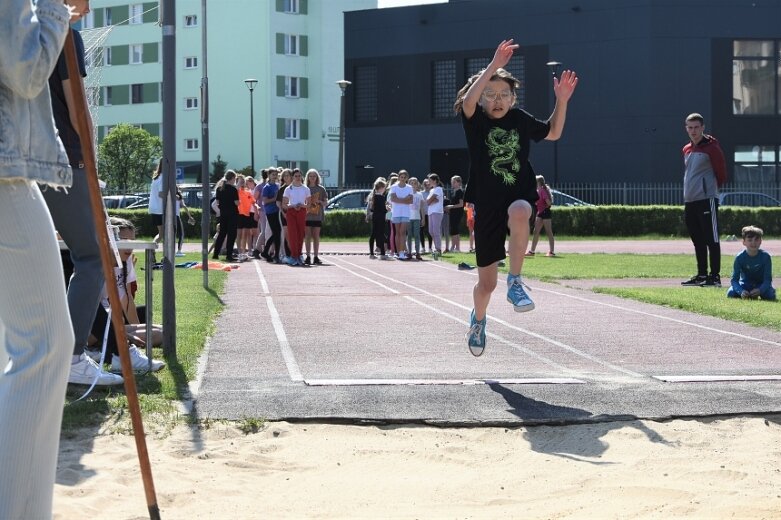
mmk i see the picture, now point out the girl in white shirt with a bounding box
[282,169,311,266]
[406,177,425,260]
[426,173,445,258]
[389,170,414,260]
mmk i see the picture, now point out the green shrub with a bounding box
[111,206,780,239]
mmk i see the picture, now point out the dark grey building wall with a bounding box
[343,0,781,187]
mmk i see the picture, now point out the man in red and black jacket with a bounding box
[681,112,727,288]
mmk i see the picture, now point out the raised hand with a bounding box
[553,70,579,103]
[491,39,519,70]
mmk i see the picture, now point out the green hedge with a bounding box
[109,208,215,238]
[110,206,781,239]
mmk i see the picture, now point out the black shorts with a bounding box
[238,215,256,229]
[306,220,322,228]
[151,213,163,226]
[449,209,464,235]
[538,207,552,220]
[474,201,536,268]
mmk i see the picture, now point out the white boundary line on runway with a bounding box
[254,261,304,382]
[426,261,781,348]
[330,257,643,378]
[306,378,584,386]
[653,374,781,383]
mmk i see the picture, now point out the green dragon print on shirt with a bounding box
[486,127,520,185]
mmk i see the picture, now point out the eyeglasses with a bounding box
[481,90,513,102]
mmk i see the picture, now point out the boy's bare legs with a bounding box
[467,262,497,355]
[507,200,532,276]
[506,200,535,312]
[473,263,498,321]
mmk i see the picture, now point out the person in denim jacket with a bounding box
[0,1,76,518]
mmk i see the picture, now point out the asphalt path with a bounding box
[192,240,781,425]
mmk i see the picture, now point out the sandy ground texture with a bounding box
[53,416,781,519]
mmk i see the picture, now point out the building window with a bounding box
[280,160,302,169]
[185,139,199,151]
[129,4,143,24]
[285,77,299,97]
[131,84,143,104]
[103,86,113,106]
[103,46,112,66]
[284,34,299,56]
[184,14,198,27]
[104,7,112,26]
[355,65,378,122]
[732,40,780,115]
[184,97,199,110]
[184,56,198,69]
[285,119,300,140]
[284,0,299,13]
[432,60,456,119]
[733,145,779,184]
[130,44,143,64]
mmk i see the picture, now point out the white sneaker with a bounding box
[69,354,124,386]
[84,348,103,363]
[175,251,186,257]
[112,345,165,373]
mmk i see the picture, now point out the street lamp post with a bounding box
[244,78,258,175]
[336,80,351,191]
[546,61,562,185]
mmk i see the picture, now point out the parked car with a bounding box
[324,188,592,210]
[718,192,781,207]
[102,194,147,209]
[123,183,215,210]
[551,189,594,207]
[325,189,371,211]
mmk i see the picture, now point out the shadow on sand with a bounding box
[489,383,672,463]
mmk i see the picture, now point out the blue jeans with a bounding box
[42,168,104,355]
[407,219,421,254]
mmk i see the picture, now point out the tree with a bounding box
[211,154,228,183]
[98,124,162,193]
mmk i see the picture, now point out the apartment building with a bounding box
[82,0,376,184]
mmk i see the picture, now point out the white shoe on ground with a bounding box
[112,345,165,372]
[69,354,124,386]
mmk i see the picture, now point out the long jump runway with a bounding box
[193,254,781,425]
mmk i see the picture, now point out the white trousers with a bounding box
[0,180,73,520]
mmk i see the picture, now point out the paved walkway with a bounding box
[190,239,781,425]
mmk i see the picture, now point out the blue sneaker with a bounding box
[466,309,487,357]
[507,275,534,312]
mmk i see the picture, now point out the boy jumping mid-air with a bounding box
[454,39,578,356]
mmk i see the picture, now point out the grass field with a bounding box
[62,252,227,432]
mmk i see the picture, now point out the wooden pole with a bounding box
[63,30,161,520]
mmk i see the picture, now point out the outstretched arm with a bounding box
[545,70,578,141]
[462,39,519,119]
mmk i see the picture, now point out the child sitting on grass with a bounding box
[727,225,776,301]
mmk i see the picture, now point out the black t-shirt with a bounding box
[451,188,464,211]
[216,183,239,217]
[462,107,549,207]
[48,28,86,167]
[371,193,387,222]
